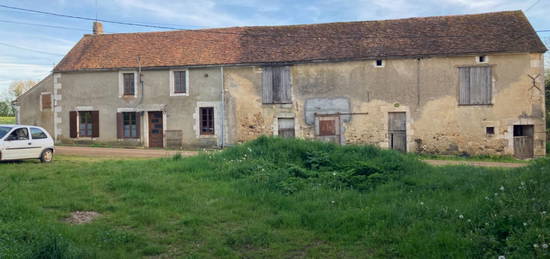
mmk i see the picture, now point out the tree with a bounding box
[0,101,14,116]
[9,80,36,98]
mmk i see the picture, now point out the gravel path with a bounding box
[55,146,198,158]
[423,159,527,168]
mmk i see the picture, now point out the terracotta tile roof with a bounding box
[54,10,546,72]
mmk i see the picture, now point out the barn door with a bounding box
[513,125,534,159]
[388,112,407,152]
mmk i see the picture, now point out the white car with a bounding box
[0,125,55,163]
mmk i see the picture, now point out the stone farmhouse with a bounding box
[14,11,547,158]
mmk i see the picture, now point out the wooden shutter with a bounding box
[319,120,336,136]
[262,67,273,104]
[458,67,470,105]
[91,111,100,138]
[116,112,123,139]
[459,66,491,105]
[41,94,52,109]
[135,112,141,138]
[69,111,77,138]
[280,66,291,103]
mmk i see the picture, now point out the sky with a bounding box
[0,0,549,99]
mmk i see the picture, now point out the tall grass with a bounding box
[0,136,549,258]
[0,116,15,124]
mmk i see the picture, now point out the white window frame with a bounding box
[118,71,138,98]
[374,59,385,68]
[169,69,189,97]
[39,92,52,112]
[476,55,489,64]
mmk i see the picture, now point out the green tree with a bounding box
[0,101,14,116]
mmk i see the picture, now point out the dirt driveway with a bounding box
[55,146,198,158]
[55,146,527,168]
[423,159,527,168]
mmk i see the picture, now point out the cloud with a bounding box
[0,63,52,99]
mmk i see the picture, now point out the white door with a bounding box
[2,127,33,160]
[29,127,49,158]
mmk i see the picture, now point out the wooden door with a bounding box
[148,111,164,148]
[388,112,406,152]
[513,125,534,159]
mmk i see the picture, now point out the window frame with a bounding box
[169,69,189,97]
[118,71,138,98]
[6,127,29,141]
[79,111,93,137]
[199,107,215,135]
[122,112,139,139]
[30,127,48,140]
[476,55,488,64]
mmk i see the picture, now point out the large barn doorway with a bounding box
[513,125,534,159]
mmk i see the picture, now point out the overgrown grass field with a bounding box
[0,116,15,124]
[0,137,549,258]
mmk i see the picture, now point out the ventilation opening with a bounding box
[375,59,384,67]
[477,55,487,63]
[486,127,495,135]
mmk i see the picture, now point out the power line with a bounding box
[0,3,528,40]
[0,41,65,56]
[0,19,89,32]
[525,0,543,11]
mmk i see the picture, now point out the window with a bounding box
[199,107,214,135]
[486,127,495,135]
[7,128,28,141]
[477,56,488,63]
[375,59,384,67]
[0,126,12,139]
[123,112,138,138]
[79,111,93,137]
[262,66,291,104]
[458,66,492,105]
[278,118,295,138]
[123,73,135,96]
[174,71,187,94]
[31,128,48,139]
[41,93,52,110]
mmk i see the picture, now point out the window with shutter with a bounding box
[458,66,492,105]
[123,73,135,96]
[262,66,291,104]
[79,111,93,137]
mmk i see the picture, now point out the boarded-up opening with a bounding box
[315,116,340,144]
[458,66,492,105]
[319,120,336,136]
[388,112,407,152]
[41,93,52,110]
[278,118,295,138]
[513,125,534,159]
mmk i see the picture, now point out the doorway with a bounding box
[513,125,534,159]
[388,112,407,152]
[148,111,164,148]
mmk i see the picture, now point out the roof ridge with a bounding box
[88,10,523,37]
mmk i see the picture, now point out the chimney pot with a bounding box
[93,21,103,35]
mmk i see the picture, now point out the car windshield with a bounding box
[0,126,13,139]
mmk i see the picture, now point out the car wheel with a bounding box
[40,149,53,163]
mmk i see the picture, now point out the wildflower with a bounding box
[485,196,490,200]
[499,186,505,191]
[494,193,498,196]
[521,181,525,186]
[523,222,528,226]
[420,202,424,206]
[498,256,505,259]
[331,200,335,204]
[332,172,336,176]
[543,244,549,249]
[534,244,539,248]
[467,219,471,223]
[459,215,464,219]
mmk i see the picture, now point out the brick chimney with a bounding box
[93,21,103,35]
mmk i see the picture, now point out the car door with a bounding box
[29,127,50,158]
[2,127,32,160]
